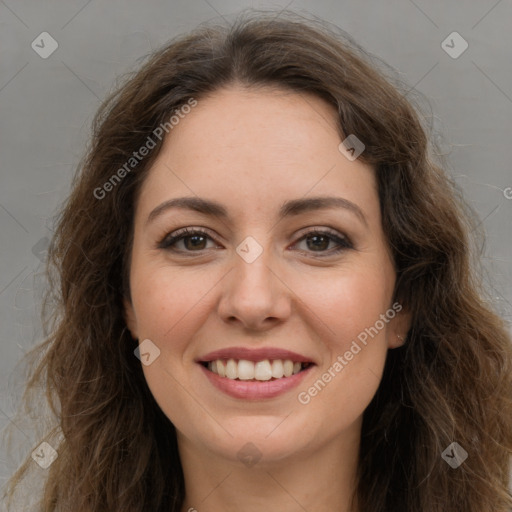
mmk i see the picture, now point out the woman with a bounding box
[3,10,512,512]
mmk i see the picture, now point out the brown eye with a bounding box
[158,228,217,252]
[305,234,331,251]
[181,234,208,250]
[293,230,352,256]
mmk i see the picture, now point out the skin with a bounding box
[124,85,410,512]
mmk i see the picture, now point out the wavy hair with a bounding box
[3,10,511,512]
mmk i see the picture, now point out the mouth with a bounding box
[200,358,313,381]
[196,348,316,400]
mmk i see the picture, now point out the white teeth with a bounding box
[283,360,294,377]
[238,359,255,380]
[216,359,226,378]
[225,358,238,379]
[271,359,284,379]
[206,358,309,380]
[254,360,272,381]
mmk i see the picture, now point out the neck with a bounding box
[178,429,361,512]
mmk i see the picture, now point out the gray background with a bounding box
[1,0,511,495]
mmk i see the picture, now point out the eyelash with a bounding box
[157,227,353,257]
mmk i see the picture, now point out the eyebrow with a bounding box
[146,195,368,227]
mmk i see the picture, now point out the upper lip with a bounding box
[197,347,315,364]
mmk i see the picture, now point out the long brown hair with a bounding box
[3,10,511,511]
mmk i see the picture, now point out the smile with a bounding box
[195,347,317,400]
[202,358,312,381]
[197,347,316,400]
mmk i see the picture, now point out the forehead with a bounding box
[136,85,378,226]
[168,85,341,164]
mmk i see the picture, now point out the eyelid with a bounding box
[293,225,347,241]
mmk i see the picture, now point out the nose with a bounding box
[217,247,292,332]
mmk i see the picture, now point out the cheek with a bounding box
[294,263,393,398]
[300,264,394,346]
[294,264,393,419]
[132,266,214,426]
[130,261,211,343]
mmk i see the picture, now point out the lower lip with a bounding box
[199,364,314,400]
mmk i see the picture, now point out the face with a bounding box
[124,85,409,467]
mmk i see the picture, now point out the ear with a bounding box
[123,296,139,340]
[386,302,412,349]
